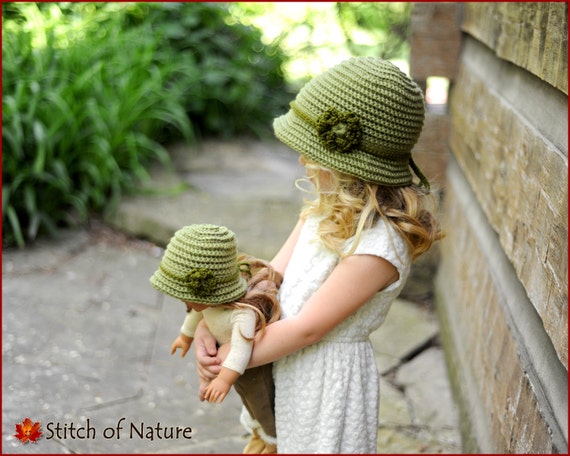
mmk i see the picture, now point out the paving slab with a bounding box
[371,299,439,375]
[395,348,459,431]
[3,231,245,454]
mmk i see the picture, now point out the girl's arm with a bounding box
[270,217,304,276]
[247,253,399,368]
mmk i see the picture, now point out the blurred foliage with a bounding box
[144,3,290,138]
[227,2,411,85]
[335,2,411,59]
[2,2,289,247]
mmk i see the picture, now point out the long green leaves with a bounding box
[2,2,288,247]
[2,3,189,246]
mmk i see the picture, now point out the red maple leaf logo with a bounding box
[14,418,42,444]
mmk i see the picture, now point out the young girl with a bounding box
[150,224,282,453]
[194,57,443,453]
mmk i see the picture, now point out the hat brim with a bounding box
[150,270,247,305]
[274,109,413,186]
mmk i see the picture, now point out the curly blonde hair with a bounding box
[297,159,443,261]
[222,255,282,340]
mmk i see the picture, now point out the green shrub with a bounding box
[2,2,289,247]
[144,2,290,139]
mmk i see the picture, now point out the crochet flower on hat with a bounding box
[185,267,218,297]
[316,107,362,153]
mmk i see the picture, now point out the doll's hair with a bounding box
[298,158,443,261]
[222,255,282,340]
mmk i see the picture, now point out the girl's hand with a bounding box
[197,343,230,401]
[216,342,231,363]
[194,320,222,382]
[198,378,211,402]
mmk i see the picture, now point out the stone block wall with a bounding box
[400,3,461,305]
[412,2,569,453]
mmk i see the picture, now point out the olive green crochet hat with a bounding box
[150,224,247,304]
[274,56,429,189]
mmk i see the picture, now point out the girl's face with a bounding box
[299,156,333,191]
[183,301,209,312]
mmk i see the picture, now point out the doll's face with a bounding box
[183,301,209,312]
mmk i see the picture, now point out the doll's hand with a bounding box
[204,377,232,404]
[170,334,193,357]
[203,366,240,403]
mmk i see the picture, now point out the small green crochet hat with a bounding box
[274,57,429,189]
[150,224,247,304]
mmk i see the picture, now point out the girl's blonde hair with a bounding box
[298,159,443,261]
[223,255,282,340]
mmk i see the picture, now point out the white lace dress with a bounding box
[273,215,411,453]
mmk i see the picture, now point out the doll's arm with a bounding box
[203,366,240,403]
[203,308,254,403]
[171,311,202,357]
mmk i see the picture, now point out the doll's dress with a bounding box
[273,215,411,453]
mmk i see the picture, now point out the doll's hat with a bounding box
[274,57,429,189]
[150,224,247,304]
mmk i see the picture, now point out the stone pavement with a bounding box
[2,139,461,454]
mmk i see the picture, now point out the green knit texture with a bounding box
[274,57,429,189]
[150,224,247,304]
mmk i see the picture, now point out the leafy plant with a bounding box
[2,2,289,247]
[144,2,290,139]
[335,2,411,60]
[2,3,190,246]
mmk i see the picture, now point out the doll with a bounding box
[150,224,281,453]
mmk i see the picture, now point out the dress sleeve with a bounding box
[180,310,203,338]
[222,308,256,375]
[349,218,411,291]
